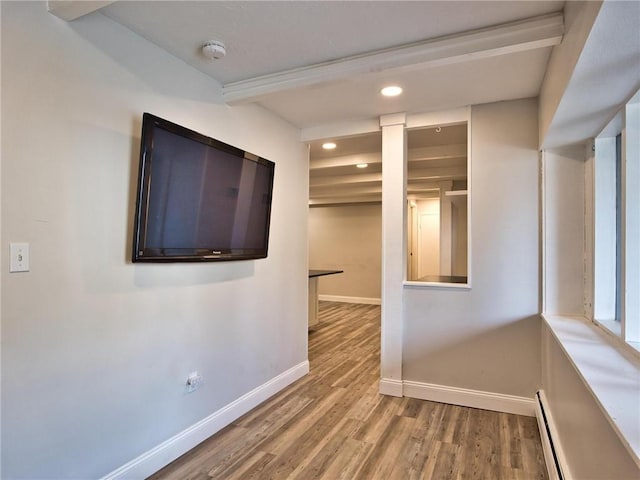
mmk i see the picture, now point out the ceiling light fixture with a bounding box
[356,163,368,169]
[381,85,403,97]
[202,40,227,60]
[322,142,337,150]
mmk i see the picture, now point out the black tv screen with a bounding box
[132,113,275,262]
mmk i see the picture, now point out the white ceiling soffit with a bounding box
[47,1,114,21]
[223,13,563,105]
[541,1,640,149]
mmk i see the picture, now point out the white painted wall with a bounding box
[403,99,541,398]
[542,146,586,316]
[542,325,639,479]
[1,4,308,479]
[308,204,381,300]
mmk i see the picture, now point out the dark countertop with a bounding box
[415,275,468,284]
[309,269,344,278]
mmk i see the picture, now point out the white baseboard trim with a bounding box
[535,390,568,480]
[101,361,310,480]
[318,295,381,305]
[379,378,404,397]
[402,380,536,417]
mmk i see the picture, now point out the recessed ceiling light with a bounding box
[381,86,403,97]
[322,142,337,150]
[356,163,368,169]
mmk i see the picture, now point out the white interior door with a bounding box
[418,202,440,278]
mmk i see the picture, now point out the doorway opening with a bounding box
[307,131,383,332]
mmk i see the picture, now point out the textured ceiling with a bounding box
[102,1,564,84]
[100,1,565,129]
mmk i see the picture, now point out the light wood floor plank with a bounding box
[149,302,548,480]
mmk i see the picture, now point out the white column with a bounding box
[379,113,406,397]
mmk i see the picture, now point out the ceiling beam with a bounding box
[409,144,467,161]
[310,169,465,189]
[311,184,383,197]
[310,187,465,205]
[47,1,115,21]
[311,181,454,200]
[407,192,440,200]
[311,173,382,187]
[407,181,441,191]
[310,152,381,170]
[407,186,440,194]
[223,12,563,104]
[309,195,382,206]
[310,144,466,171]
[408,166,467,180]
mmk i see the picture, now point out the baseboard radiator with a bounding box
[535,391,565,480]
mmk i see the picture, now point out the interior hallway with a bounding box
[149,302,548,479]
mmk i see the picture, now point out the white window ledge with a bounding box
[543,314,640,468]
[593,319,640,356]
[403,281,471,290]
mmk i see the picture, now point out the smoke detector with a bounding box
[202,41,226,60]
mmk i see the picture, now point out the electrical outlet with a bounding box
[185,372,202,393]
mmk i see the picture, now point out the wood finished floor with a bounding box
[149,302,548,480]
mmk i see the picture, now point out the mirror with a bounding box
[406,123,468,284]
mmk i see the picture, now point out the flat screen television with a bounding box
[132,113,275,262]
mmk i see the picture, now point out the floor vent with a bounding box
[535,391,564,480]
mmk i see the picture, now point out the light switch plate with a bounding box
[10,243,29,272]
